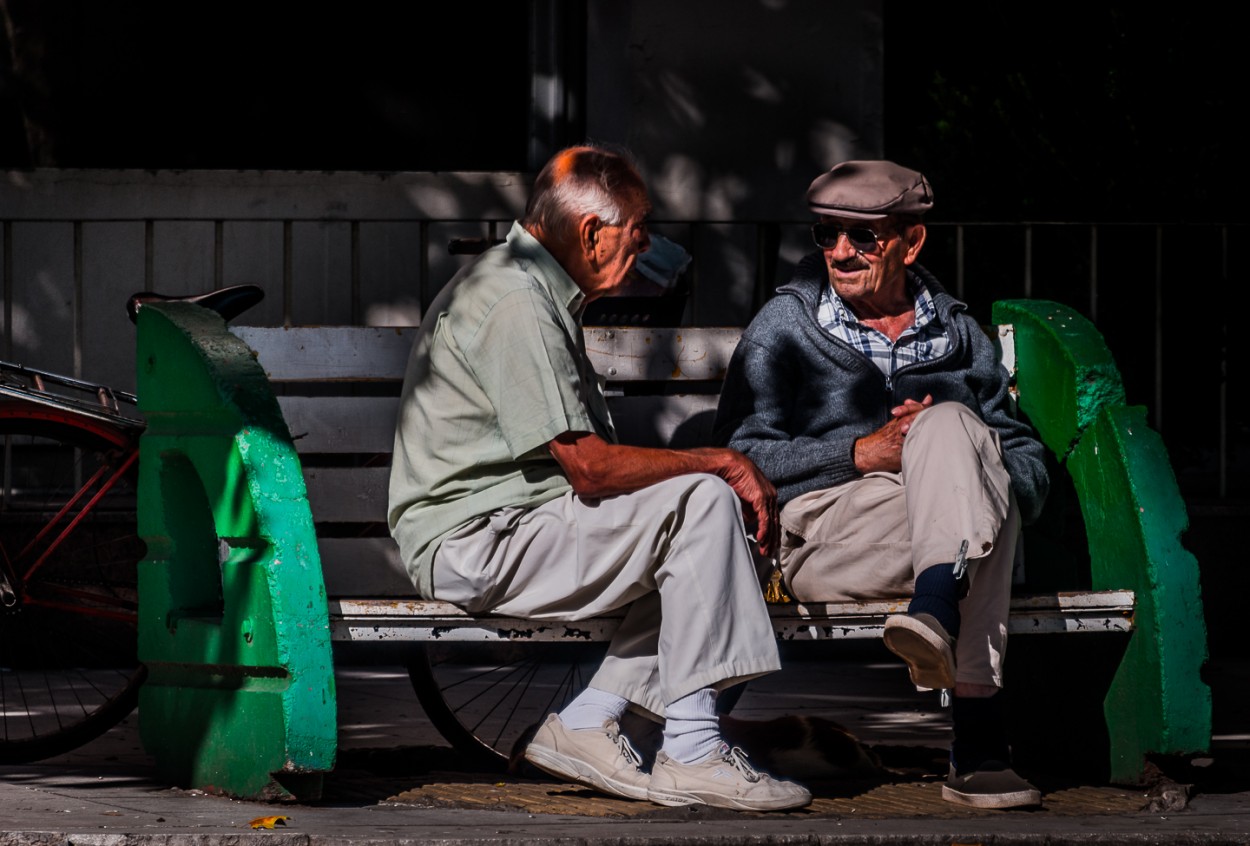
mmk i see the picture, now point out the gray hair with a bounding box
[522,145,645,240]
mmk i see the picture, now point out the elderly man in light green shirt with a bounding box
[387,145,809,812]
[387,219,612,599]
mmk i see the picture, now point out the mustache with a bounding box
[830,257,868,272]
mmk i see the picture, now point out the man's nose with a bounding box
[827,231,858,260]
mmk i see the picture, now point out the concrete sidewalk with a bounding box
[2,649,1247,845]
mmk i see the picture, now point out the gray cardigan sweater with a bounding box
[714,253,1049,524]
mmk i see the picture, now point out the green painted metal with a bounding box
[993,300,1126,459]
[994,299,1211,783]
[135,302,336,801]
[1067,405,1211,779]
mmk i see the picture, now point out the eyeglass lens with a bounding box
[811,223,879,252]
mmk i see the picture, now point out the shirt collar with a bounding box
[909,272,941,331]
[506,221,586,317]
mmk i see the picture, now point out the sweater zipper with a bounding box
[878,367,896,419]
[883,337,961,416]
[890,338,959,391]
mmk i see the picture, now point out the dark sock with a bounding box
[950,691,1012,774]
[908,562,961,638]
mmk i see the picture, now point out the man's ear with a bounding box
[578,215,600,262]
[903,223,926,265]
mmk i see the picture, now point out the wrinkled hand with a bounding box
[891,394,934,428]
[704,448,779,557]
[855,394,933,474]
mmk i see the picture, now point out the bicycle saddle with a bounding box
[126,284,265,325]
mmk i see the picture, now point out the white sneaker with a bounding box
[523,713,651,801]
[648,742,812,811]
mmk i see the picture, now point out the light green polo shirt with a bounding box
[387,222,616,597]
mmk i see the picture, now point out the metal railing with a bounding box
[936,221,1242,503]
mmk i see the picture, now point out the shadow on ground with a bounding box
[323,741,1150,819]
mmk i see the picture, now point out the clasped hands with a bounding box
[852,393,934,474]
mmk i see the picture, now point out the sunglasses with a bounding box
[811,222,884,253]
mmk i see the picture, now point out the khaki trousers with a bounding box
[779,402,1018,687]
[432,473,781,717]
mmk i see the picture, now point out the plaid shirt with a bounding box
[817,272,949,382]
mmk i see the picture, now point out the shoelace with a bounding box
[612,730,643,768]
[720,744,761,783]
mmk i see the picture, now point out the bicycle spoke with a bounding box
[428,653,543,749]
[0,416,143,762]
[467,660,544,749]
[413,643,608,761]
[19,450,137,583]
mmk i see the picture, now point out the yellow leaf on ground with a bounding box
[249,815,290,830]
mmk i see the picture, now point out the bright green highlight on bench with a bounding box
[136,302,336,802]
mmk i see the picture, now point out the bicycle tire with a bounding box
[0,406,146,763]
[407,641,608,770]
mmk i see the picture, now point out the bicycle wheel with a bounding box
[408,641,608,769]
[0,408,146,763]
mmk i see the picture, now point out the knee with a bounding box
[654,474,747,545]
[681,473,741,519]
[670,474,758,573]
[643,473,739,518]
[912,401,981,433]
[908,402,996,451]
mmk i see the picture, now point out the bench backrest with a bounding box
[230,325,819,596]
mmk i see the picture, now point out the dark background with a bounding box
[886,5,1239,223]
[0,2,532,171]
[0,3,1240,223]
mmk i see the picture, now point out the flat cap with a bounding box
[806,160,934,220]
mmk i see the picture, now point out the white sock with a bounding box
[558,686,629,731]
[660,688,722,763]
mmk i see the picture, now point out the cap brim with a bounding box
[808,204,891,221]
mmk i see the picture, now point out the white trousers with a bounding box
[779,402,1018,687]
[432,473,781,717]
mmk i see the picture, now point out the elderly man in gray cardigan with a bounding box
[715,160,1049,810]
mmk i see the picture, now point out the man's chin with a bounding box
[830,270,868,289]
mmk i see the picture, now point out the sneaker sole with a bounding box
[942,783,1042,809]
[882,616,956,690]
[524,744,651,802]
[647,785,811,811]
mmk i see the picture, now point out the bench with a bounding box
[131,298,1211,802]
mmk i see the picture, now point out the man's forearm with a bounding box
[548,432,730,498]
[548,431,778,554]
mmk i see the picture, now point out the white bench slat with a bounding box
[279,394,719,455]
[318,538,413,597]
[233,326,416,381]
[235,325,1009,384]
[583,327,741,381]
[234,325,743,383]
[304,466,390,522]
[608,395,720,448]
[282,396,399,453]
[328,590,1135,643]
